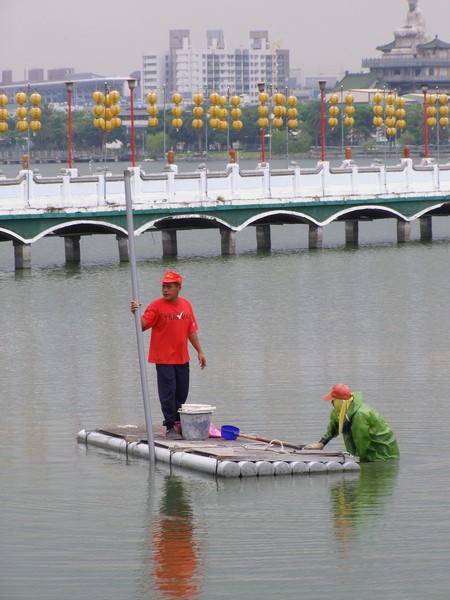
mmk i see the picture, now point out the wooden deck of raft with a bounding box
[77,425,360,478]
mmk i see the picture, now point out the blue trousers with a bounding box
[155,363,190,428]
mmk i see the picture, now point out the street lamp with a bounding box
[421,83,429,158]
[65,81,74,169]
[127,78,137,167]
[257,82,269,163]
[318,80,326,161]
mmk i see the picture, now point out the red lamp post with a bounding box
[65,81,74,168]
[421,83,429,158]
[128,78,137,167]
[318,80,326,161]
[257,82,269,163]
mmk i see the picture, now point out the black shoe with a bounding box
[166,427,183,440]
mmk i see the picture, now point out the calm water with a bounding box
[1,184,450,598]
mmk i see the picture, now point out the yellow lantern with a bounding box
[148,117,158,127]
[192,118,203,129]
[328,117,338,128]
[93,104,104,117]
[329,105,339,117]
[232,120,243,131]
[344,116,354,127]
[386,127,396,137]
[258,105,269,117]
[0,108,8,120]
[258,117,269,128]
[258,92,269,104]
[385,105,395,117]
[344,105,355,117]
[373,104,383,116]
[385,116,396,128]
[386,94,395,105]
[109,90,120,104]
[373,92,383,104]
[172,117,182,129]
[396,119,406,130]
[147,92,157,104]
[29,106,41,119]
[192,93,203,105]
[427,117,437,128]
[147,105,158,117]
[440,117,449,128]
[16,119,28,132]
[230,95,240,107]
[0,121,8,132]
[94,117,105,129]
[209,92,220,105]
[30,92,41,105]
[288,119,298,129]
[396,108,406,119]
[172,92,182,105]
[0,93,8,106]
[219,120,228,130]
[273,117,284,128]
[193,106,204,118]
[110,117,122,128]
[231,107,241,119]
[219,107,228,119]
[373,116,383,127]
[329,94,339,105]
[16,106,27,118]
[15,91,27,105]
[427,94,437,106]
[30,120,41,132]
[209,117,219,129]
[172,105,183,117]
[287,95,298,130]
[92,90,104,104]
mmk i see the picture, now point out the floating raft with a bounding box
[77,426,360,478]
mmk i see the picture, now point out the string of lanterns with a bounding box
[147,92,158,128]
[0,93,8,133]
[92,89,122,132]
[15,90,42,133]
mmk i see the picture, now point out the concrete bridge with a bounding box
[0,158,449,269]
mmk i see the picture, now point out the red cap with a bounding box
[323,383,352,401]
[160,271,182,284]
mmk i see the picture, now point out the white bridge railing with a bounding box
[1,158,449,215]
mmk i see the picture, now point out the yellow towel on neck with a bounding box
[333,397,353,434]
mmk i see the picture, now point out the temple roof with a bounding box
[332,72,384,93]
[417,35,450,50]
[376,40,396,53]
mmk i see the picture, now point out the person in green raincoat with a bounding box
[304,383,399,462]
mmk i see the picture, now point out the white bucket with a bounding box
[179,404,216,440]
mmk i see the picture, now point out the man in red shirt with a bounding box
[131,271,206,439]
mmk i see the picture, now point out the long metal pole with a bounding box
[67,87,73,169]
[124,169,155,463]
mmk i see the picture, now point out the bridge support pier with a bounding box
[420,216,432,241]
[64,235,81,264]
[220,229,236,255]
[256,225,271,250]
[162,230,178,257]
[13,240,31,270]
[116,235,129,262]
[345,221,359,245]
[397,221,411,243]
[308,225,323,249]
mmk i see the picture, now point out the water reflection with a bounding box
[151,474,204,599]
[330,462,399,558]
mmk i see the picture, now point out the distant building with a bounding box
[361,0,450,93]
[141,30,290,105]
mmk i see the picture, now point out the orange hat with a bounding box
[160,271,182,284]
[323,383,352,401]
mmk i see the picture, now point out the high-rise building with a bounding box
[141,30,290,105]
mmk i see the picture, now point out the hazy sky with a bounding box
[2,0,449,81]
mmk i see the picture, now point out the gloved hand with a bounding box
[303,442,324,450]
